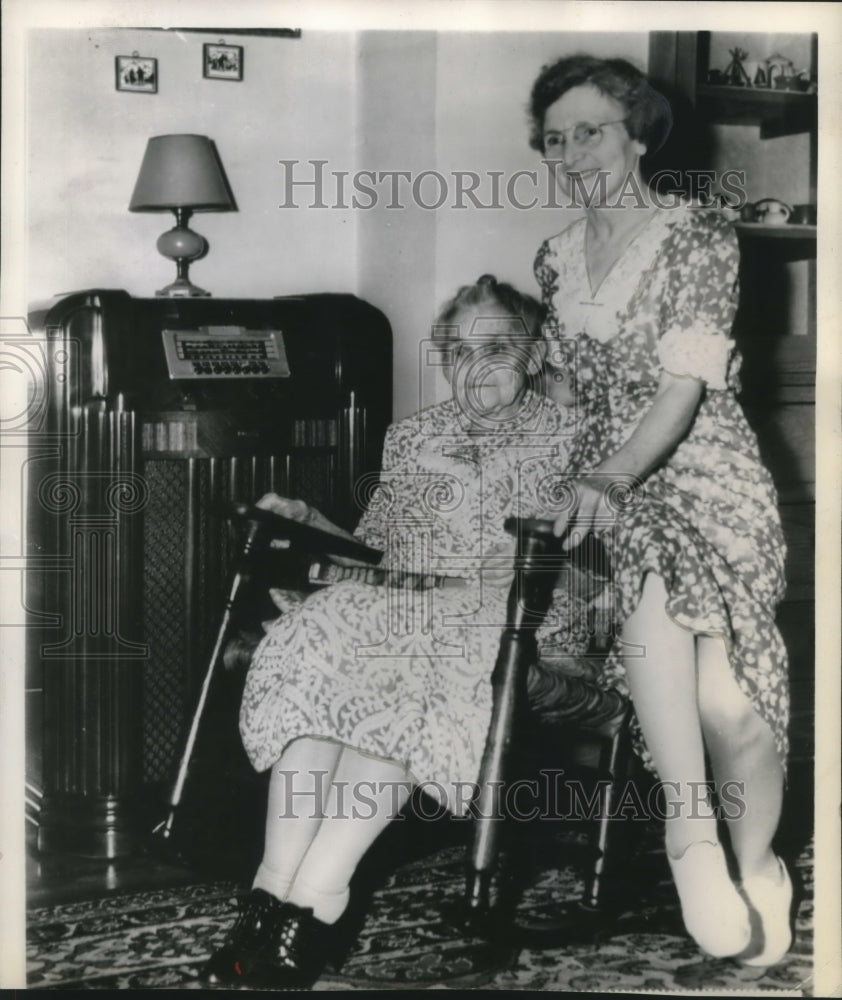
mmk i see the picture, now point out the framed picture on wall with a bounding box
[115,54,158,93]
[203,43,244,81]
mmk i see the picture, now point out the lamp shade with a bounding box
[129,134,236,212]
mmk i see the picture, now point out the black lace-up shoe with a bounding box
[204,889,289,984]
[249,900,336,989]
[203,889,336,989]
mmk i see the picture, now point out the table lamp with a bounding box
[129,134,236,297]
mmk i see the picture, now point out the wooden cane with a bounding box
[152,517,264,840]
[465,518,562,925]
[153,503,383,841]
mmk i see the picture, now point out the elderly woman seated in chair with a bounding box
[202,274,592,989]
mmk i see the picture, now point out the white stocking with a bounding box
[286,746,412,923]
[252,737,343,900]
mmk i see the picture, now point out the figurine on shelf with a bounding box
[752,198,792,226]
[764,52,795,90]
[724,47,752,87]
[789,204,817,225]
[790,70,813,93]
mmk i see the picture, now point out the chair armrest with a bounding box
[227,501,382,563]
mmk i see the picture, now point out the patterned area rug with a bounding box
[27,827,813,993]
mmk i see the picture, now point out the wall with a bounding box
[355,29,649,414]
[26,28,359,304]
[432,31,649,318]
[356,32,438,419]
[27,28,813,410]
[25,27,650,418]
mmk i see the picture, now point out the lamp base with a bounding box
[155,276,211,298]
[154,210,212,297]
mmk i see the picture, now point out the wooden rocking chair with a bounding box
[154,504,637,946]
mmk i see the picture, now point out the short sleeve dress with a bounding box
[534,204,789,771]
[239,391,581,813]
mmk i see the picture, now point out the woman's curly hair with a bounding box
[435,274,546,341]
[528,54,673,157]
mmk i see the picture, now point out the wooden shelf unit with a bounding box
[695,84,817,136]
[734,222,816,239]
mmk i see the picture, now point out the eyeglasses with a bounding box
[542,120,628,160]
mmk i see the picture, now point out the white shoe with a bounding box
[667,840,752,958]
[739,857,794,967]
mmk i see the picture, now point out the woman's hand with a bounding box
[254,492,374,567]
[553,373,705,549]
[552,476,616,551]
[480,539,517,588]
[256,492,314,521]
[256,493,315,549]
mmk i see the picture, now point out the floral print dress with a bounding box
[534,204,789,771]
[239,391,580,813]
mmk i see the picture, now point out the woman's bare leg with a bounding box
[697,636,792,965]
[252,737,344,899]
[696,635,783,880]
[621,573,750,956]
[622,574,716,851]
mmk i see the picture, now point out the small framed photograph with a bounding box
[115,54,158,93]
[203,43,244,81]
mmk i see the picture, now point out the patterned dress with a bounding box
[240,391,579,813]
[534,204,789,771]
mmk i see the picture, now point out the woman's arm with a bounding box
[597,370,704,480]
[256,493,354,540]
[553,370,703,545]
[256,418,410,566]
[256,493,372,566]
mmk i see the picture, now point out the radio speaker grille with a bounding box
[141,443,340,785]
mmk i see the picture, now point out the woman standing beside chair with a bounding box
[529,55,792,966]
